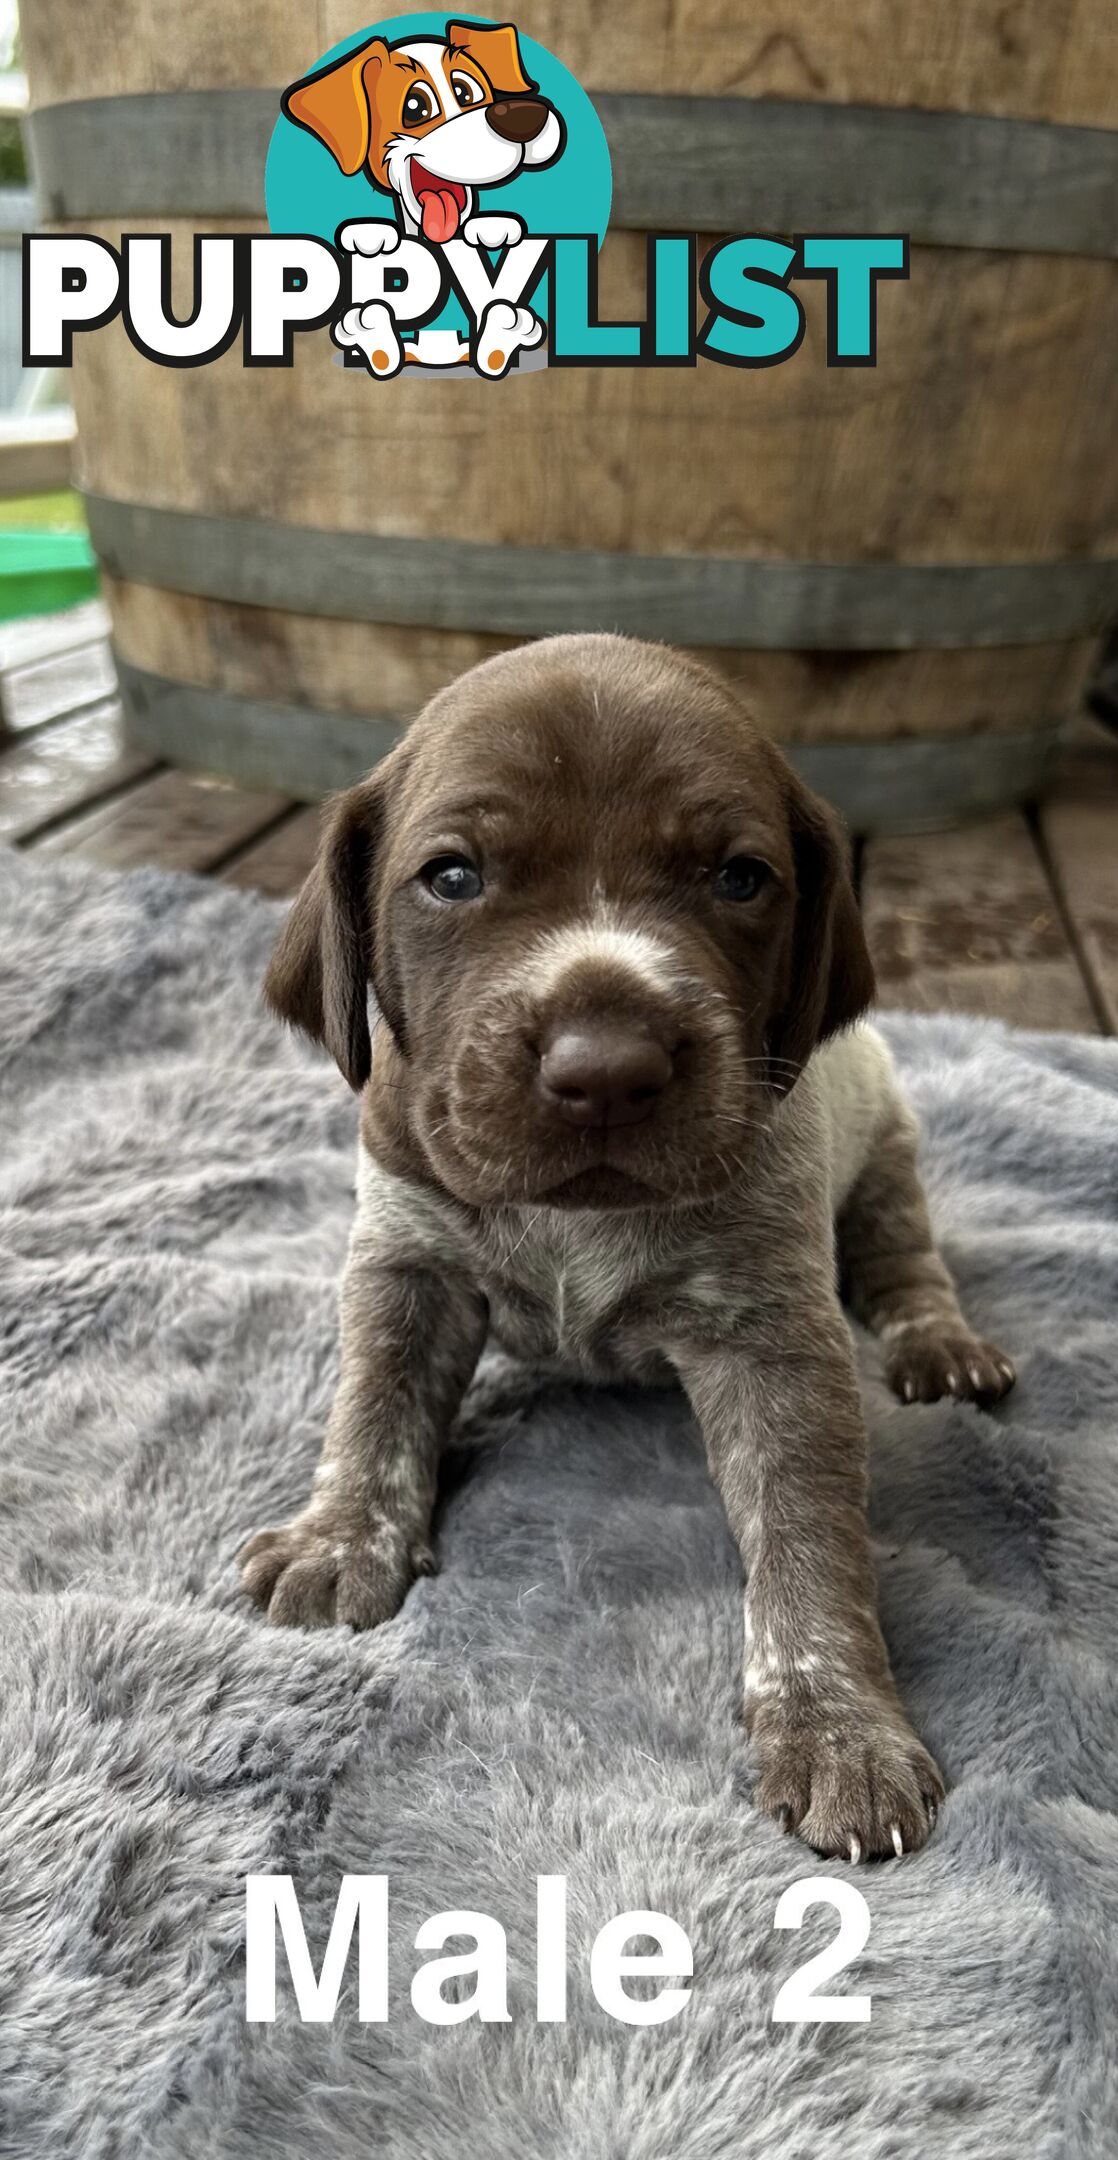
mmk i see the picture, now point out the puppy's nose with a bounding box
[538,1026,674,1130]
[487,97,550,143]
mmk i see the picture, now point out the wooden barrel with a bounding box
[22,1,1118,830]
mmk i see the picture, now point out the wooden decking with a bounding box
[2,601,1116,1036]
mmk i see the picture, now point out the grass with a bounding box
[0,490,88,533]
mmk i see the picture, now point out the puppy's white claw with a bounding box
[848,1835,862,1865]
[338,220,401,256]
[891,1822,905,1859]
[902,1378,916,1403]
[462,212,525,249]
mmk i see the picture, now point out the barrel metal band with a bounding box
[115,656,1062,834]
[88,495,1118,651]
[29,87,1118,257]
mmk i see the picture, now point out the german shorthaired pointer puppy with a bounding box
[242,633,1014,1861]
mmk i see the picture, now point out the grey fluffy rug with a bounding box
[1,844,1117,2160]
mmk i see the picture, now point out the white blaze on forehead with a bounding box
[524,916,680,1003]
[396,42,455,118]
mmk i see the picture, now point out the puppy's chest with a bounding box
[476,1212,735,1376]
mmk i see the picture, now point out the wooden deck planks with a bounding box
[860,810,1099,1033]
[220,805,323,897]
[1036,720,1118,1034]
[1039,801,1118,1033]
[0,637,120,733]
[0,600,110,677]
[0,704,157,844]
[2,602,1116,1026]
[31,767,291,875]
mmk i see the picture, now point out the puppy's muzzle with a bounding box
[488,97,551,143]
[537,1022,675,1131]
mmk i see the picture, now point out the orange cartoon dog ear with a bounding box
[446,19,537,96]
[282,37,389,175]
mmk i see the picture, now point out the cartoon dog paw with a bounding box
[332,301,403,379]
[337,219,402,257]
[462,213,526,251]
[474,300,544,379]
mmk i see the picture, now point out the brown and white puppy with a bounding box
[284,20,563,246]
[284,21,562,376]
[242,634,1015,1863]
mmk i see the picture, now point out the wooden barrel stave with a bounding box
[21,0,1118,127]
[67,226,1118,563]
[104,576,1098,742]
[22,3,1118,828]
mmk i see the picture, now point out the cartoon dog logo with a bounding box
[283,18,565,376]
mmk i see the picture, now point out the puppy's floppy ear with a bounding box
[264,780,385,1092]
[766,766,875,1092]
[282,38,389,176]
[446,19,537,95]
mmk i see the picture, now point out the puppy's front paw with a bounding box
[338,220,402,256]
[886,1324,1016,1408]
[752,1693,945,1860]
[239,1510,434,1630]
[462,212,525,249]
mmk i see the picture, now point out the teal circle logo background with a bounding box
[265,13,612,249]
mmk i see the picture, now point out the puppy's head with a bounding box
[266,636,874,1211]
[283,22,564,242]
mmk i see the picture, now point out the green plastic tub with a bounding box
[0,527,100,623]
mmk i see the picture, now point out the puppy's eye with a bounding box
[451,71,485,109]
[713,855,772,903]
[421,855,483,902]
[402,86,437,125]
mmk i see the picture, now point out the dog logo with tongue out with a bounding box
[282,16,568,377]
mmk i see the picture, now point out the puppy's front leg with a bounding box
[675,1315,944,1859]
[838,1102,1016,1408]
[241,1256,486,1630]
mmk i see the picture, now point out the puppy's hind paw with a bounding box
[474,300,544,379]
[332,301,403,379]
[886,1324,1016,1409]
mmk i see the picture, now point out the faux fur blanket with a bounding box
[1,845,1116,2160]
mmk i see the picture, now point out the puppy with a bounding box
[284,19,561,375]
[285,18,562,244]
[242,634,1015,1861]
